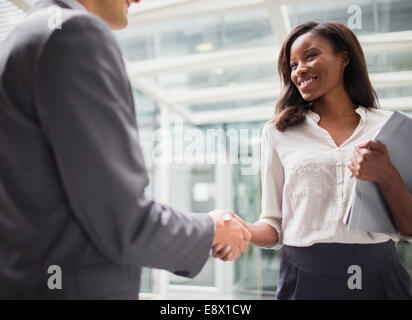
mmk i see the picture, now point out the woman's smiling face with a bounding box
[289,32,349,102]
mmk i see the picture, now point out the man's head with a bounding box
[77,0,141,30]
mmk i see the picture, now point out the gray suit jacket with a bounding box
[0,0,214,299]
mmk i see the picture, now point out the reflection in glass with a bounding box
[366,51,412,73]
[168,164,217,287]
[157,64,277,90]
[116,9,275,61]
[287,0,412,35]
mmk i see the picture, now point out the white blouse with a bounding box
[259,106,409,250]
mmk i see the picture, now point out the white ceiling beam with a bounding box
[127,31,412,77]
[9,0,34,12]
[124,58,196,122]
[127,0,322,26]
[128,0,267,26]
[150,71,412,105]
[130,76,195,123]
[129,72,412,125]
[370,71,412,89]
[379,96,412,111]
[264,0,291,45]
[129,75,412,125]
[359,30,412,54]
[167,82,280,105]
[189,97,412,125]
[276,0,319,4]
[192,105,274,125]
[127,46,278,78]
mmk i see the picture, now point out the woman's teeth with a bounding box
[300,77,317,87]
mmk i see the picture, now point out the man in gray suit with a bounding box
[0,0,250,299]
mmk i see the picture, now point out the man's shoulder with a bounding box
[8,7,112,53]
[1,7,117,72]
[37,8,109,39]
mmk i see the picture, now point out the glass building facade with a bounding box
[115,0,412,299]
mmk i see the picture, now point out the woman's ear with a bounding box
[341,51,350,68]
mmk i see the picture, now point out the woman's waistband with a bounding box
[283,240,398,276]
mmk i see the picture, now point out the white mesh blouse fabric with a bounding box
[259,106,408,250]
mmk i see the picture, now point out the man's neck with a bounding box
[76,0,93,13]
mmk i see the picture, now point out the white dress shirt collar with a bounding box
[58,0,87,11]
[30,0,87,14]
[306,105,368,124]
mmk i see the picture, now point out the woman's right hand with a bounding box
[212,212,250,261]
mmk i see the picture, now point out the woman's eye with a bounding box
[306,53,316,60]
[290,63,297,70]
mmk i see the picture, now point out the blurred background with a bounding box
[2,0,412,299]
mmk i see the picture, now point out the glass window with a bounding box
[366,51,412,73]
[116,9,275,61]
[189,98,276,113]
[168,163,217,287]
[376,87,412,99]
[116,0,412,299]
[226,121,281,298]
[286,0,412,36]
[165,119,220,287]
[131,90,160,293]
[156,64,277,91]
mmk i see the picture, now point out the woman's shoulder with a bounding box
[362,106,393,122]
[262,119,298,151]
[363,106,393,116]
[262,121,281,147]
[262,120,285,139]
[263,120,276,132]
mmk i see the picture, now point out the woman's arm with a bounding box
[244,221,279,247]
[349,140,412,236]
[377,166,412,236]
[212,218,278,261]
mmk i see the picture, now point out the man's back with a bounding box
[0,0,214,299]
[0,1,143,299]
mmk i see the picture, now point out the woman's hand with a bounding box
[348,140,397,184]
[349,140,412,236]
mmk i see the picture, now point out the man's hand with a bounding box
[208,210,251,262]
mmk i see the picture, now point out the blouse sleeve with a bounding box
[258,123,284,250]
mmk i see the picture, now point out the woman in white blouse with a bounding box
[213,21,412,299]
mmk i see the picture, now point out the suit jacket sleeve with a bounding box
[32,13,214,278]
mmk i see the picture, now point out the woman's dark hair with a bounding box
[274,21,378,131]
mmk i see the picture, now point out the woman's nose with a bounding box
[296,63,309,76]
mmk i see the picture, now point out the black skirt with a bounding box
[276,240,412,300]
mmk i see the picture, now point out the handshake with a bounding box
[208,209,251,262]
